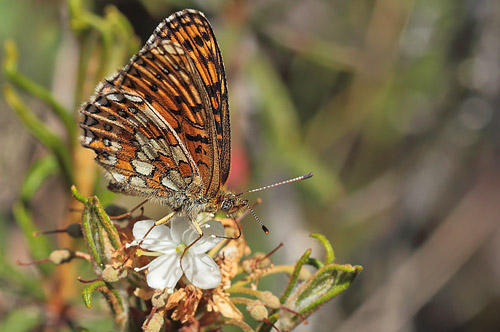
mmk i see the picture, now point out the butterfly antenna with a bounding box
[236,172,313,196]
[234,197,269,234]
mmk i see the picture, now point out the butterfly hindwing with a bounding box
[80,81,194,203]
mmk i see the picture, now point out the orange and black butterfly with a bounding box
[80,9,247,234]
[80,9,311,236]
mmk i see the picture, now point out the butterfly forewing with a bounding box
[80,9,230,211]
[150,10,231,191]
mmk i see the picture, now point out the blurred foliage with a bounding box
[1,0,500,331]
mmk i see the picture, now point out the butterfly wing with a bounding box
[150,9,231,196]
[80,43,200,205]
[80,9,230,207]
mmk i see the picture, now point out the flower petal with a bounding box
[170,217,193,243]
[132,220,175,252]
[182,253,221,289]
[146,253,183,290]
[132,219,156,239]
[191,220,225,254]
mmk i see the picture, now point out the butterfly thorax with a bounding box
[158,187,233,218]
[183,189,247,219]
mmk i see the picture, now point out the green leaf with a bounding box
[71,185,88,205]
[93,197,121,251]
[296,264,362,313]
[78,191,122,270]
[81,280,127,329]
[280,249,311,304]
[20,155,59,203]
[305,257,324,269]
[81,202,104,269]
[82,280,106,308]
[310,233,335,265]
[275,263,362,331]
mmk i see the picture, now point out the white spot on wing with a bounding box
[107,93,123,102]
[124,93,143,103]
[179,70,190,83]
[130,176,147,187]
[161,177,179,191]
[128,118,140,127]
[164,43,184,55]
[108,154,117,165]
[137,152,148,160]
[81,136,93,144]
[171,145,188,164]
[131,160,154,176]
[102,138,122,150]
[111,172,126,182]
[111,141,122,150]
[149,138,162,151]
[143,145,157,160]
[190,85,202,103]
[135,132,148,145]
[101,154,117,166]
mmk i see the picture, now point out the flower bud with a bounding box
[102,264,127,282]
[143,312,164,332]
[247,302,268,321]
[66,223,83,238]
[260,291,281,309]
[242,260,253,274]
[49,249,74,264]
[151,290,168,308]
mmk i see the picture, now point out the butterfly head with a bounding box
[218,193,269,235]
[219,194,248,215]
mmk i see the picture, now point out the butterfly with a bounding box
[79,9,251,236]
[80,9,312,238]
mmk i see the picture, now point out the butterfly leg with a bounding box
[109,199,148,220]
[179,220,204,272]
[121,211,176,269]
[218,217,242,240]
[138,211,176,243]
[155,211,176,226]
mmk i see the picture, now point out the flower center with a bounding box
[176,243,187,254]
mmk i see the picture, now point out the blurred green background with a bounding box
[1,0,500,331]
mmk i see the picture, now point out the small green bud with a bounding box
[260,291,280,309]
[247,301,268,321]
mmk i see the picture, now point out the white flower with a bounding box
[130,216,225,292]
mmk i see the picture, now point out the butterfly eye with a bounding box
[221,199,233,212]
